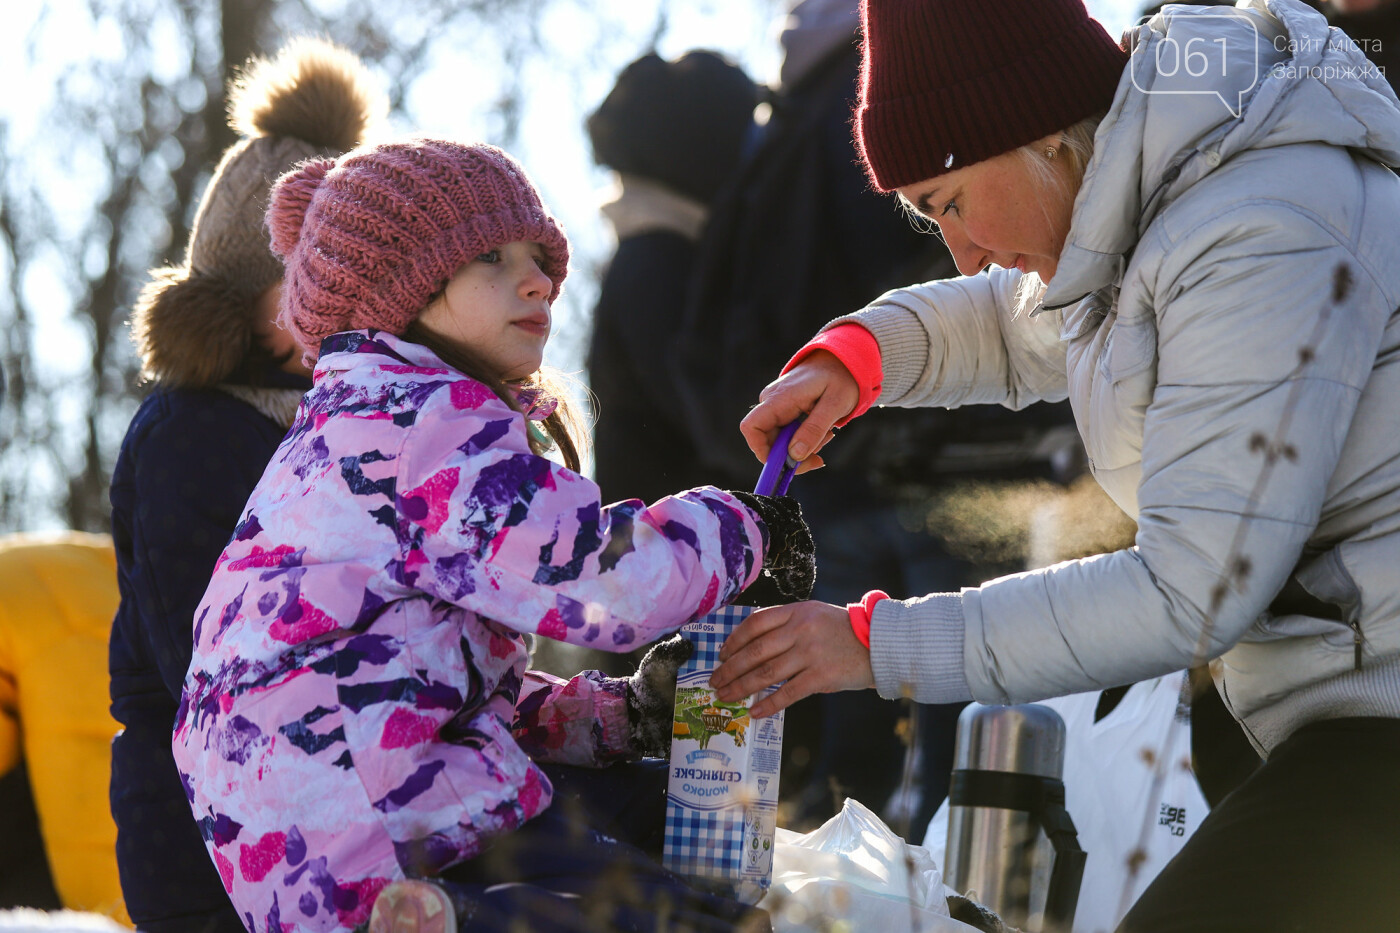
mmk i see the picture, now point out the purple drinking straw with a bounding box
[754,420,802,496]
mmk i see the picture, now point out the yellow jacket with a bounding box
[0,532,129,924]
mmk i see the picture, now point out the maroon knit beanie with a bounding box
[855,0,1129,192]
[267,139,569,358]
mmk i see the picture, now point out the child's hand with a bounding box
[729,491,816,604]
[626,635,694,758]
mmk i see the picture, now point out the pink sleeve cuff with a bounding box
[845,589,889,650]
[781,324,883,427]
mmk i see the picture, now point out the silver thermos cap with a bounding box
[952,702,1066,778]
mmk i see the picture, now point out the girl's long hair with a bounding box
[401,319,586,473]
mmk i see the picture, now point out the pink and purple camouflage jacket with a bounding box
[172,330,767,931]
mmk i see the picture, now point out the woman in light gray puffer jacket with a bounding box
[711,0,1400,930]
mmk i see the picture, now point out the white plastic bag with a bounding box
[760,797,981,933]
[923,673,1208,933]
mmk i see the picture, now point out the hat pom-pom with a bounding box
[267,157,335,259]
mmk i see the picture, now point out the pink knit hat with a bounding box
[855,0,1128,191]
[267,139,569,358]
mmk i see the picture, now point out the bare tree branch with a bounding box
[1,0,785,531]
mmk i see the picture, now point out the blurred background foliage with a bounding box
[0,0,782,532]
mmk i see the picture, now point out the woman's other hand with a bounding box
[709,600,874,718]
[739,350,857,472]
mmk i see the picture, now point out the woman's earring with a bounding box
[1044,146,1058,160]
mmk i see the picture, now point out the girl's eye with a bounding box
[477,250,501,264]
[941,200,959,217]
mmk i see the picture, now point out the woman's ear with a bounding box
[1033,132,1064,158]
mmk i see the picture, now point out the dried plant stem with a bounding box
[1113,264,1350,924]
[895,697,924,933]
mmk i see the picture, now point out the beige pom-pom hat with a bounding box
[130,37,386,387]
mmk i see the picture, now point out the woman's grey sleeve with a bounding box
[825,268,1069,411]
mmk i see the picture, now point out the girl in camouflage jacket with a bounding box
[172,139,806,933]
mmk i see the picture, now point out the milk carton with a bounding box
[663,605,784,905]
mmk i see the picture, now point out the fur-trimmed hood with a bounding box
[130,38,385,388]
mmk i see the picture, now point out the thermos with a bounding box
[945,703,1086,933]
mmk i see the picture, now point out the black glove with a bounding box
[729,490,816,605]
[947,894,1022,933]
[626,635,693,758]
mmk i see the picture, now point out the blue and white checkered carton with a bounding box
[663,605,784,905]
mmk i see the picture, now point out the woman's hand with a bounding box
[710,600,875,718]
[739,350,857,472]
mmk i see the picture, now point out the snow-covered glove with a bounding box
[627,635,693,758]
[728,491,815,606]
[947,894,1023,933]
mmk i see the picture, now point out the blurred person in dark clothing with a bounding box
[569,50,759,681]
[673,0,1081,832]
[1322,0,1400,90]
[586,50,759,507]
[108,39,382,933]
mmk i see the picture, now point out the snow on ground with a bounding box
[0,910,127,932]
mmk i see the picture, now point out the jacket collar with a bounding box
[314,329,446,376]
[600,174,709,241]
[216,384,306,428]
[312,329,556,420]
[778,0,859,91]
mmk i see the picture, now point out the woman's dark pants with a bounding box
[1120,717,1400,933]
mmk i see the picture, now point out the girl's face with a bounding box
[253,282,313,377]
[896,135,1078,282]
[417,240,554,381]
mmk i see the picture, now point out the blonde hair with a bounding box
[1012,113,1104,312]
[896,114,1105,311]
[1017,113,1101,195]
[896,114,1103,239]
